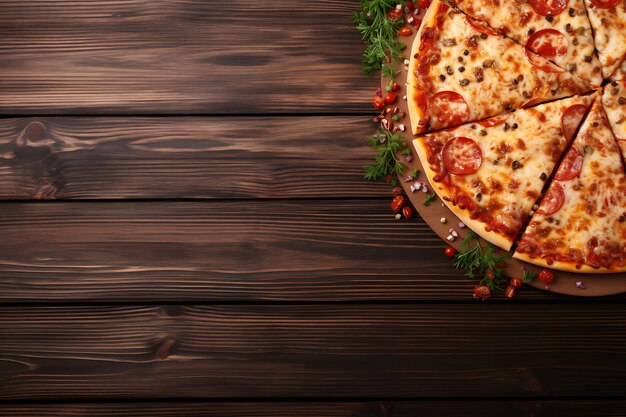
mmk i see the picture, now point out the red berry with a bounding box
[399,27,412,37]
[391,82,400,92]
[384,92,398,105]
[418,0,431,9]
[392,186,402,195]
[402,206,413,219]
[505,285,516,299]
[510,277,523,288]
[387,8,403,21]
[391,195,406,213]
[444,246,456,258]
[373,96,386,110]
[485,269,495,281]
[473,285,491,300]
[539,269,555,285]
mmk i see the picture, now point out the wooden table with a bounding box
[0,1,625,415]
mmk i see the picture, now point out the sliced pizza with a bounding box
[413,94,593,251]
[583,0,626,80]
[602,80,626,159]
[514,98,626,272]
[407,0,592,134]
[449,0,602,85]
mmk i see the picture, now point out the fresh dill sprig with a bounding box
[522,269,538,284]
[452,231,511,287]
[364,129,407,181]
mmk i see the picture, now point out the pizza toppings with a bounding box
[526,29,569,61]
[442,137,482,175]
[589,0,621,9]
[429,91,470,127]
[528,0,568,16]
[561,104,588,141]
[536,182,565,215]
[477,113,511,128]
[554,147,584,180]
[465,16,499,36]
[524,47,565,73]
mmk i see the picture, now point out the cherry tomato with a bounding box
[384,92,398,105]
[418,0,431,9]
[485,269,495,281]
[387,8,403,21]
[473,285,491,300]
[505,285,516,299]
[392,186,402,195]
[539,269,555,285]
[391,82,400,92]
[391,195,406,213]
[399,27,412,37]
[444,246,456,258]
[402,206,413,219]
[373,96,386,110]
[510,277,523,288]
[406,1,415,11]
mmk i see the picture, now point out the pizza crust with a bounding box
[513,251,626,274]
[412,138,514,251]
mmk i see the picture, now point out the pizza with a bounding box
[514,99,626,272]
[583,0,626,80]
[602,80,626,158]
[407,0,591,134]
[413,94,593,250]
[449,0,603,86]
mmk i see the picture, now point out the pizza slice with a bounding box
[583,0,626,80]
[514,98,626,272]
[413,94,593,251]
[448,0,602,85]
[602,80,626,160]
[407,0,592,134]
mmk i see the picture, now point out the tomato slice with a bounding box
[477,113,511,128]
[536,183,565,215]
[442,137,482,175]
[525,48,565,73]
[561,104,588,142]
[526,29,569,61]
[590,0,621,9]
[555,147,584,181]
[528,0,568,16]
[429,91,470,129]
[465,16,500,36]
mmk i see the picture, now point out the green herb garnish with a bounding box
[354,0,407,74]
[452,231,511,287]
[423,192,437,206]
[364,129,407,181]
[522,270,538,284]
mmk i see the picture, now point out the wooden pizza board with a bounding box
[384,30,626,297]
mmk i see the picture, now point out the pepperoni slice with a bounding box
[561,104,587,142]
[526,29,568,61]
[536,183,565,216]
[441,137,482,175]
[465,16,500,36]
[429,91,470,128]
[590,0,621,9]
[528,0,567,16]
[555,147,584,181]
[525,48,565,73]
[477,113,511,127]
[520,97,543,108]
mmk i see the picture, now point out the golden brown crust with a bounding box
[513,251,626,274]
[412,138,514,251]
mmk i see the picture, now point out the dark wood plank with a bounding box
[2,401,626,417]
[0,199,591,302]
[0,117,383,199]
[1,304,625,399]
[0,0,373,114]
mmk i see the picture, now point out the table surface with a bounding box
[0,1,625,415]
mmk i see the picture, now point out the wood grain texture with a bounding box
[0,117,383,199]
[0,199,480,302]
[1,304,626,399]
[2,401,626,417]
[0,0,373,114]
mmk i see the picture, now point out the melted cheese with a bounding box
[584,0,626,79]
[514,99,626,272]
[452,0,602,85]
[414,95,593,250]
[602,80,626,159]
[407,0,591,134]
